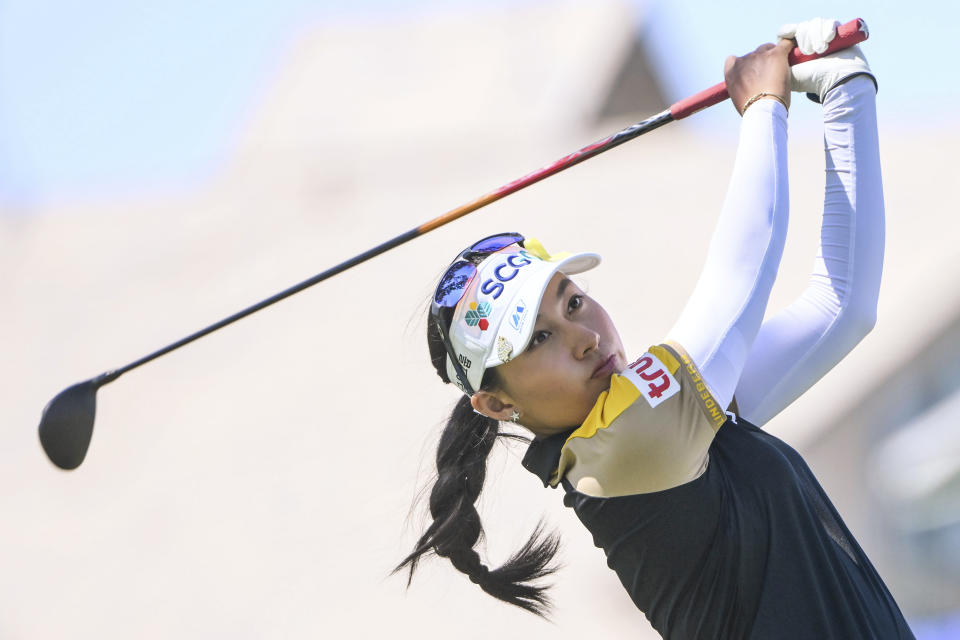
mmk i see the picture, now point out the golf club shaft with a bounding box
[102,18,868,383]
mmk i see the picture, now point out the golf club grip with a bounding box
[669,18,868,120]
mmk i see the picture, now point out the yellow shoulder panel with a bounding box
[564,374,640,445]
[649,344,681,375]
[664,340,726,431]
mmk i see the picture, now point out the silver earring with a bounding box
[510,409,521,422]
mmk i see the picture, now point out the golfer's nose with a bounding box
[572,323,600,360]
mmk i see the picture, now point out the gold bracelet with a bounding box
[740,92,788,116]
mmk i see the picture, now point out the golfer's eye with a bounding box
[530,330,551,347]
[568,294,584,313]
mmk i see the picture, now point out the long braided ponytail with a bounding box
[394,314,560,616]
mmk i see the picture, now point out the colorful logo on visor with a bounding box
[465,301,492,331]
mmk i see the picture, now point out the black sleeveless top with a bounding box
[523,416,915,639]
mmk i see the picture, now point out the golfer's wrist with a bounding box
[739,95,789,130]
[740,92,789,116]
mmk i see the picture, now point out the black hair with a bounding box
[393,311,561,616]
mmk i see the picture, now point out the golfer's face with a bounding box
[496,273,625,436]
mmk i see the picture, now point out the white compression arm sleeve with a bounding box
[733,76,883,426]
[666,98,790,411]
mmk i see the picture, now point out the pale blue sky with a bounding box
[0,0,955,209]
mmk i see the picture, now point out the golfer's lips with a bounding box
[591,354,618,380]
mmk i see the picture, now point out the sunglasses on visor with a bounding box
[431,232,526,395]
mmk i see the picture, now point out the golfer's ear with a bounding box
[471,391,515,422]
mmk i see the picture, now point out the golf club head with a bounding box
[38,379,99,470]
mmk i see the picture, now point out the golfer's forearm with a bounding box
[665,100,790,411]
[731,75,884,426]
[818,75,884,325]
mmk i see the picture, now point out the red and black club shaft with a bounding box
[38,19,869,470]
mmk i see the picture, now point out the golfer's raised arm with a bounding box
[665,41,793,412]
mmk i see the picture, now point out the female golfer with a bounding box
[398,18,914,639]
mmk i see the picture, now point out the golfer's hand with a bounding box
[778,18,875,102]
[723,39,792,115]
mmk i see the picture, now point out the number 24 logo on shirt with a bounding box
[623,352,680,408]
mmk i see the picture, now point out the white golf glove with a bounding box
[778,17,838,55]
[777,18,876,102]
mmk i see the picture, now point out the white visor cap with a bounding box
[445,243,601,395]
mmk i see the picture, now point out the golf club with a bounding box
[38,18,869,470]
